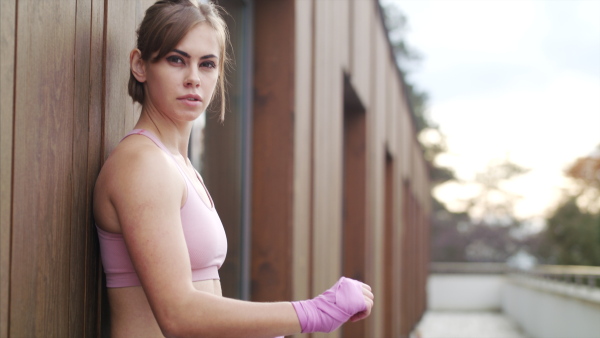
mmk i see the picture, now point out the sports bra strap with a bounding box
[123,129,192,184]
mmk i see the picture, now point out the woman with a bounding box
[93,1,374,337]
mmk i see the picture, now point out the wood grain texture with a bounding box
[10,0,76,335]
[251,0,296,302]
[69,0,92,335]
[202,1,247,300]
[350,0,372,108]
[312,0,344,305]
[89,0,108,335]
[0,0,16,337]
[292,0,313,308]
[68,0,106,336]
[103,0,137,156]
[383,156,394,338]
[341,85,367,338]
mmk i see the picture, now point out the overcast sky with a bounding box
[382,0,600,226]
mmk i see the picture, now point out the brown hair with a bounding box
[128,0,229,121]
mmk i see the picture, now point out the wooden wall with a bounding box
[250,0,297,303]
[288,0,431,337]
[0,0,153,336]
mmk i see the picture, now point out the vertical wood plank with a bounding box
[88,0,107,336]
[0,0,16,336]
[251,0,296,302]
[351,0,372,108]
[204,112,243,299]
[400,180,410,336]
[292,0,313,308]
[383,156,394,338]
[312,0,336,300]
[393,96,405,337]
[104,0,137,156]
[10,0,76,336]
[202,1,246,299]
[364,10,387,338]
[68,0,101,336]
[341,86,367,338]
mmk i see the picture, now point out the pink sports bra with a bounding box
[96,129,227,288]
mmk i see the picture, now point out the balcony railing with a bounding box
[431,262,600,288]
[426,262,600,337]
[514,264,600,289]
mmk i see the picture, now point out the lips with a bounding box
[177,94,202,102]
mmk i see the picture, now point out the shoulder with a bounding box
[94,135,185,229]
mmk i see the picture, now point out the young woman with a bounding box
[93,1,374,337]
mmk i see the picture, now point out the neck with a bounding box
[134,107,193,158]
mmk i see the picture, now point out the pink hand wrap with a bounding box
[291,277,366,333]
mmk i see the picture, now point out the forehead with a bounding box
[175,22,220,57]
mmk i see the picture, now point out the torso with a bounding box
[94,130,225,336]
[108,280,222,337]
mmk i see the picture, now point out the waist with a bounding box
[107,279,222,337]
[106,266,221,288]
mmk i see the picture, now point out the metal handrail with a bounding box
[520,265,600,288]
[430,262,511,274]
[429,262,600,288]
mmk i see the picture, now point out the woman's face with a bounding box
[142,22,220,122]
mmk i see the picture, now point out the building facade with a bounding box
[0,0,430,337]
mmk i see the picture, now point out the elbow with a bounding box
[156,310,210,338]
[158,317,182,338]
[160,323,210,338]
[156,309,189,338]
[153,290,217,337]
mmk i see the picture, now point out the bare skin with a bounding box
[93,22,373,338]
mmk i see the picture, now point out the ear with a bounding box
[130,49,147,83]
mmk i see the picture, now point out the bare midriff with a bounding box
[107,279,222,337]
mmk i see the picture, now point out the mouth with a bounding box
[178,94,202,102]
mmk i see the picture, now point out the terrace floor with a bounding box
[411,310,529,338]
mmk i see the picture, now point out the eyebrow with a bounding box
[173,49,218,60]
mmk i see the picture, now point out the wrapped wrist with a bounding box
[291,277,366,333]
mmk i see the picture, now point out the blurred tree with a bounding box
[564,144,600,213]
[429,198,470,261]
[530,147,600,266]
[466,158,530,224]
[533,197,600,266]
[381,3,530,263]
[429,158,531,262]
[430,198,525,263]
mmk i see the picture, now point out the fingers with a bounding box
[349,283,373,322]
[361,284,374,302]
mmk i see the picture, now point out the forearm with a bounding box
[163,291,300,338]
[153,277,371,337]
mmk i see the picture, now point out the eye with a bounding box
[166,55,185,65]
[200,61,217,69]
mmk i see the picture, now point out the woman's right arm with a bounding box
[105,142,372,338]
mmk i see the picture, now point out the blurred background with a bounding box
[381,0,600,337]
[382,0,600,269]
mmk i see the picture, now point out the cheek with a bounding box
[205,73,219,94]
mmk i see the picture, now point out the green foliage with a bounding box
[534,197,600,266]
[528,150,600,266]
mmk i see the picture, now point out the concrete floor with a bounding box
[411,310,529,338]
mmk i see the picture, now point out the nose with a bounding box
[185,67,200,87]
